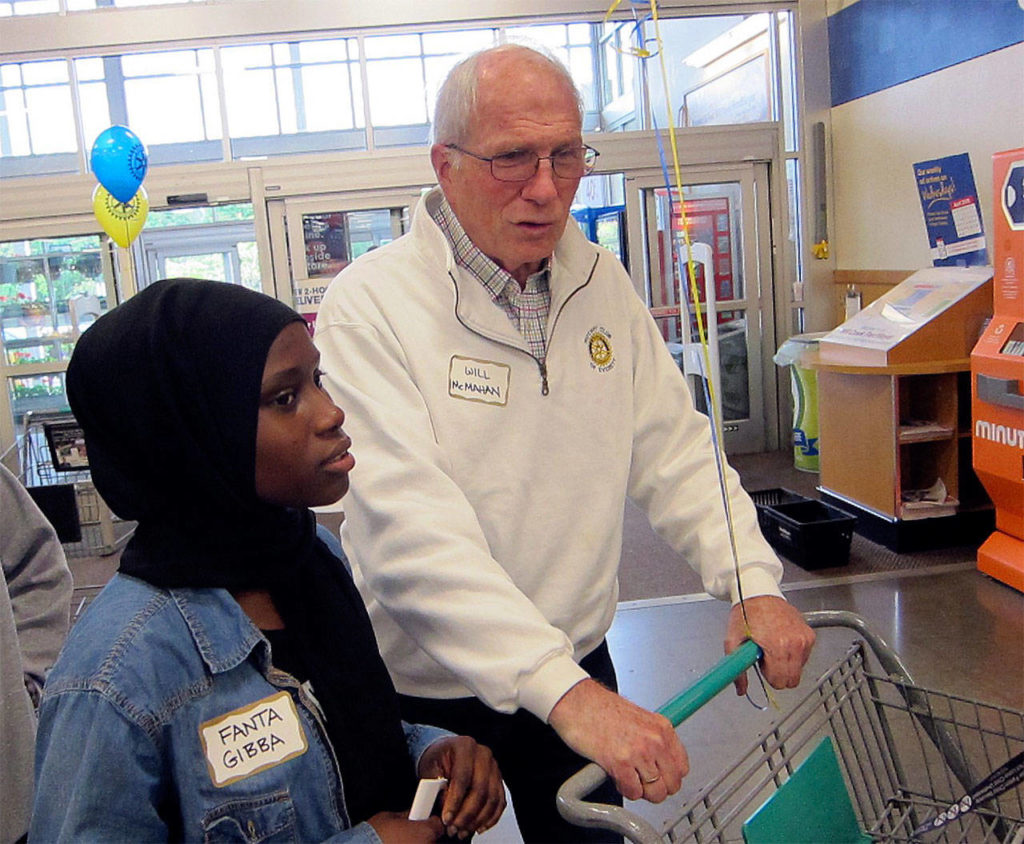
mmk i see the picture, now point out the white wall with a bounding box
[830,43,1024,271]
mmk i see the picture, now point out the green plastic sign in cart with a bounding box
[742,736,871,844]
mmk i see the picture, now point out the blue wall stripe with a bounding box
[828,0,1024,106]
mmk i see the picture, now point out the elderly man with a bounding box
[315,44,814,842]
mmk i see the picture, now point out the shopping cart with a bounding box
[15,409,134,559]
[558,610,1024,843]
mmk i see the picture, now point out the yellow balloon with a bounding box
[92,183,149,247]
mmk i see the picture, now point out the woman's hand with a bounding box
[367,812,443,843]
[418,735,505,839]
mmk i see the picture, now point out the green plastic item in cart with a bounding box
[742,736,872,844]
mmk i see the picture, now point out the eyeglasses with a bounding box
[446,144,600,182]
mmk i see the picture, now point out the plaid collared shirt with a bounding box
[430,196,550,361]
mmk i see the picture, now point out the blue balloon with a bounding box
[90,125,148,204]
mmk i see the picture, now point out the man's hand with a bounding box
[418,735,505,839]
[725,595,815,696]
[548,678,688,802]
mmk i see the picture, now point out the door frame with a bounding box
[625,161,779,453]
[265,188,424,311]
[131,221,259,291]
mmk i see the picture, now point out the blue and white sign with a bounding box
[914,153,988,267]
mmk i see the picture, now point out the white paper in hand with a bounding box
[409,777,447,820]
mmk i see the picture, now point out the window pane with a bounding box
[573,173,626,264]
[506,24,571,51]
[1,65,22,86]
[122,50,191,76]
[300,64,358,131]
[0,0,59,15]
[778,12,798,152]
[221,43,272,70]
[296,39,353,63]
[421,29,495,55]
[199,71,222,139]
[785,157,803,327]
[75,58,111,146]
[112,49,220,144]
[566,23,592,44]
[0,60,76,156]
[225,65,279,137]
[424,55,462,123]
[715,313,749,420]
[366,58,425,126]
[7,373,69,431]
[25,86,76,153]
[1,239,107,370]
[74,57,105,81]
[274,67,298,133]
[348,209,395,256]
[163,253,226,281]
[222,40,363,140]
[117,0,200,5]
[221,46,276,136]
[567,46,595,111]
[0,87,30,155]
[21,59,67,85]
[672,14,772,129]
[125,76,209,143]
[238,241,260,291]
[363,34,421,59]
[144,203,253,228]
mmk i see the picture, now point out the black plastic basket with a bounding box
[750,488,856,570]
[749,487,808,510]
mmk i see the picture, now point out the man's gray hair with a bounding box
[432,43,584,146]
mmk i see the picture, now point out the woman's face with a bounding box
[255,322,353,508]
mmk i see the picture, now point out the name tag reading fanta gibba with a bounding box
[200,691,308,787]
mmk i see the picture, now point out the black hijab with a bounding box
[66,278,415,822]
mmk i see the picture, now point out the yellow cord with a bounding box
[609,0,777,707]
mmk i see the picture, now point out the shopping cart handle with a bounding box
[657,638,762,726]
[556,639,763,841]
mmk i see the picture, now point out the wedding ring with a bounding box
[642,773,661,784]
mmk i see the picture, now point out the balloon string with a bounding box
[611,0,776,709]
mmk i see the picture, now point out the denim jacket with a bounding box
[31,573,448,843]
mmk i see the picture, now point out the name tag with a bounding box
[200,691,308,787]
[449,356,510,406]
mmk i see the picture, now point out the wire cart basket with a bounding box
[16,409,134,559]
[558,611,1024,843]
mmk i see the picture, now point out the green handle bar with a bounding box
[657,638,763,726]
[555,638,763,843]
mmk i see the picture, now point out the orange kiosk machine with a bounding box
[971,147,1024,591]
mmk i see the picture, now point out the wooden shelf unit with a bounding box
[807,354,993,551]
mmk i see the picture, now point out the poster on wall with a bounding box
[303,212,350,279]
[294,212,351,334]
[913,153,988,267]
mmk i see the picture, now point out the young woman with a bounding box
[32,278,504,842]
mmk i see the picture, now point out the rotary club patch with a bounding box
[585,327,615,372]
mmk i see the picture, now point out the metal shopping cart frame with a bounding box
[558,610,1024,843]
[15,409,134,558]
